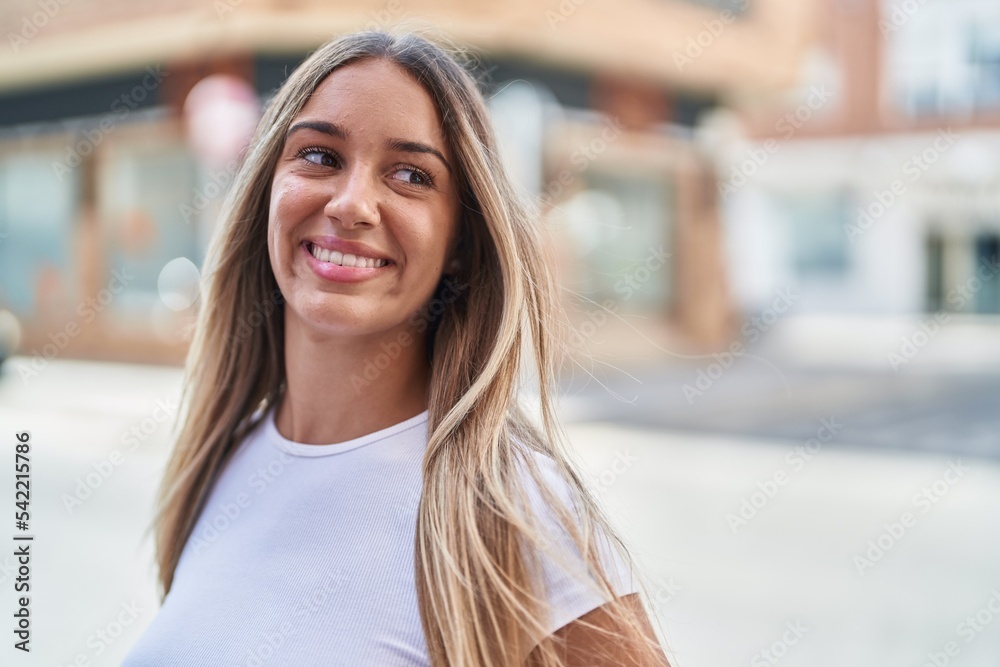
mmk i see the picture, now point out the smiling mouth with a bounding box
[306,242,390,268]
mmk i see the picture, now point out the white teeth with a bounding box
[309,244,387,268]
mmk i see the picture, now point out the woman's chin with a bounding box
[287,299,388,339]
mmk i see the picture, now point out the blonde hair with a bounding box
[152,29,669,667]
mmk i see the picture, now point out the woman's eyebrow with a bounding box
[287,120,348,141]
[386,138,452,175]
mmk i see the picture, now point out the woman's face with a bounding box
[268,57,461,339]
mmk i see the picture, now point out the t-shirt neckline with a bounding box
[265,406,429,457]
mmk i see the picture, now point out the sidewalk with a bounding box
[562,310,1000,375]
[566,422,1000,667]
[0,358,997,666]
[754,314,1000,374]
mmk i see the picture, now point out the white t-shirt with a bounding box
[122,405,636,666]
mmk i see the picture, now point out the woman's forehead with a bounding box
[292,58,450,154]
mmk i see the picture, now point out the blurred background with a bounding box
[1,0,999,665]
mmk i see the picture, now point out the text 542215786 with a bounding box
[13,430,32,653]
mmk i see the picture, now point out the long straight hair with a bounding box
[152,29,668,667]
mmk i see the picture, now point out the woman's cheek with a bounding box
[270,185,294,225]
[271,173,316,220]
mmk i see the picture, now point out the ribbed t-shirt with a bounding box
[121,406,637,666]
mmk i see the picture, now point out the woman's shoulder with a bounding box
[508,435,640,639]
[508,437,593,542]
[509,435,581,497]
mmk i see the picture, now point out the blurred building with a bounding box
[718,0,1000,320]
[0,0,813,364]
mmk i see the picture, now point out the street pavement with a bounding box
[566,422,1000,667]
[558,314,1000,461]
[0,355,997,667]
[559,363,1000,460]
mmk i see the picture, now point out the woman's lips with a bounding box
[306,241,389,268]
[301,242,393,284]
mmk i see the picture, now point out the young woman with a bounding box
[123,30,671,667]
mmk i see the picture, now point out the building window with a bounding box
[0,148,79,316]
[98,135,199,319]
[774,191,851,278]
[970,23,1000,110]
[884,0,1000,117]
[556,170,672,312]
[973,233,1000,313]
[926,230,1000,314]
[925,232,945,312]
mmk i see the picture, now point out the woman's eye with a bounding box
[392,167,430,186]
[300,149,338,167]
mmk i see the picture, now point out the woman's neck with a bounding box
[275,312,431,445]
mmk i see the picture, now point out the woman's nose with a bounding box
[323,165,380,229]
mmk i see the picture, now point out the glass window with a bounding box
[773,191,852,278]
[98,138,199,319]
[0,149,79,316]
[925,232,945,312]
[884,0,1000,116]
[970,22,1000,110]
[973,233,1000,314]
[556,170,672,312]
